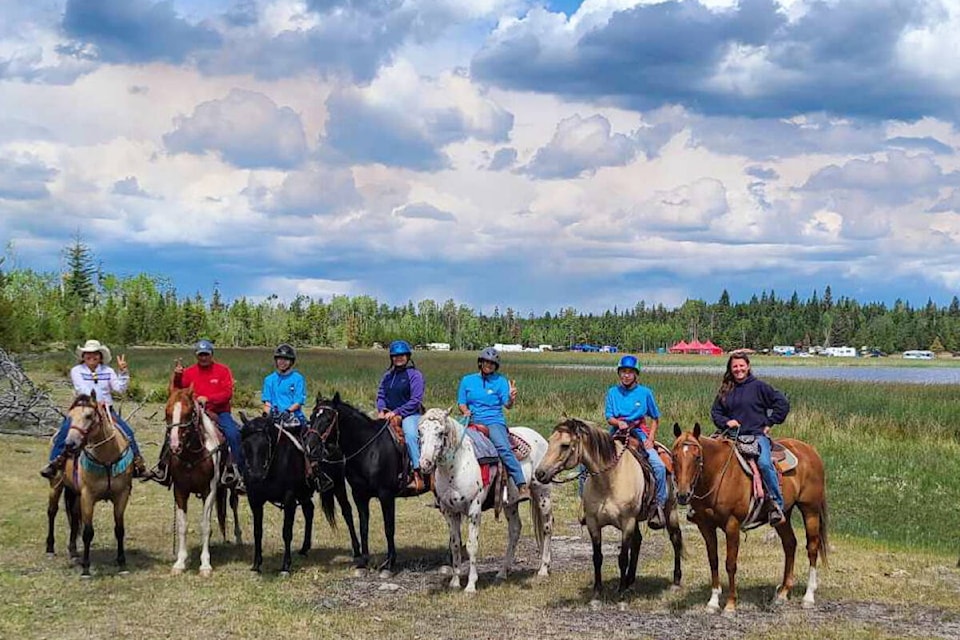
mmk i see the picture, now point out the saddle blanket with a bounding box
[464,428,500,466]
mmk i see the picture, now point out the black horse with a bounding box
[310,392,419,577]
[240,413,335,574]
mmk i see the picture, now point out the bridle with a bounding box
[675,434,735,502]
[167,399,209,459]
[310,403,390,464]
[68,401,118,462]
[545,424,624,484]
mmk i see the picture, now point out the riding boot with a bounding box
[40,449,71,479]
[767,500,786,527]
[132,454,147,478]
[142,441,171,486]
[648,504,666,530]
[506,483,531,506]
[405,469,425,492]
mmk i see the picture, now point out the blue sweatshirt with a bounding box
[605,384,660,438]
[710,374,789,436]
[457,372,510,427]
[376,365,425,418]
[262,369,307,421]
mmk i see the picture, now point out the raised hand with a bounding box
[117,354,128,373]
[508,378,517,401]
[173,357,184,375]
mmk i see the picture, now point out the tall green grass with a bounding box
[25,347,960,555]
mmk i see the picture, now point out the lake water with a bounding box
[552,364,960,385]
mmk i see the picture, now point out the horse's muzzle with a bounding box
[420,459,435,475]
[676,492,691,506]
[533,467,552,484]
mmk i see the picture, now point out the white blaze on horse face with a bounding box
[418,418,442,472]
[170,402,182,451]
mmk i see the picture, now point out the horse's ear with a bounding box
[673,422,681,438]
[315,392,322,405]
[239,411,249,426]
[693,422,702,439]
[561,410,568,419]
[333,391,341,404]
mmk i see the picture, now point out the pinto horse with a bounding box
[535,417,681,603]
[672,423,829,614]
[240,413,336,575]
[417,408,553,593]
[310,392,422,577]
[166,387,242,576]
[60,392,134,577]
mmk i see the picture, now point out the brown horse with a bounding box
[535,418,683,603]
[45,469,79,562]
[61,392,134,578]
[166,386,242,576]
[672,423,828,614]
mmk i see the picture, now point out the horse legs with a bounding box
[46,481,63,556]
[377,497,397,577]
[497,504,521,580]
[230,489,243,545]
[624,521,643,592]
[113,489,130,574]
[80,490,95,578]
[588,523,604,604]
[172,489,189,574]
[530,482,552,578]
[698,522,721,613]
[299,496,314,556]
[354,493,371,570]
[280,498,297,575]
[199,485,217,577]
[799,501,824,608]
[722,519,741,615]
[250,498,264,573]
[216,485,228,542]
[666,499,684,589]
[65,488,80,562]
[464,501,482,593]
[335,483,360,559]
[773,508,798,605]
[445,511,463,590]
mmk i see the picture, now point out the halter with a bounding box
[168,400,210,460]
[310,403,391,464]
[547,425,624,484]
[68,401,119,461]
[434,416,467,468]
[676,434,736,502]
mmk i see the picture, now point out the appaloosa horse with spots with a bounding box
[418,408,553,593]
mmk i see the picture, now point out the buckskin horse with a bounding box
[60,392,134,578]
[166,386,242,576]
[240,413,336,575]
[535,417,682,603]
[417,408,553,593]
[310,392,430,578]
[672,422,828,614]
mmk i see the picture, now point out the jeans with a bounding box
[486,423,526,487]
[50,409,141,460]
[758,435,784,510]
[607,426,666,506]
[217,412,244,472]
[401,414,422,470]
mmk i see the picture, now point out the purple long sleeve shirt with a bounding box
[376,365,425,417]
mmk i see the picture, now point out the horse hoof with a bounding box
[771,596,787,608]
[171,567,185,576]
[705,604,719,614]
[353,568,366,578]
[46,552,56,559]
[495,571,507,581]
[298,549,310,557]
[722,608,736,618]
[802,599,815,610]
[279,570,290,578]
[117,569,130,576]
[669,584,682,593]
[464,586,477,595]
[199,568,212,578]
[438,565,453,576]
[378,570,393,580]
[80,573,92,580]
[589,599,601,609]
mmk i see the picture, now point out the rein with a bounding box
[683,435,737,502]
[312,406,391,464]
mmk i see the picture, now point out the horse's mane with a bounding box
[556,417,618,465]
[328,394,380,426]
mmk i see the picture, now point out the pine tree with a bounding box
[62,234,97,307]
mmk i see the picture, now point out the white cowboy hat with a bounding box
[76,339,112,364]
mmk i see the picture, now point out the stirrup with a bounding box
[221,464,238,486]
[768,503,786,526]
[648,505,666,530]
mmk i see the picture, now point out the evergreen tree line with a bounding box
[1,239,957,354]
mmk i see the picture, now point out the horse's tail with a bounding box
[320,488,337,530]
[818,496,829,568]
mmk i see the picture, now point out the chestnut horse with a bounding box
[672,423,828,614]
[61,392,134,577]
[535,418,683,603]
[166,387,242,576]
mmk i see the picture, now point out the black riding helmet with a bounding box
[274,343,296,361]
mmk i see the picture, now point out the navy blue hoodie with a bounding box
[710,374,789,436]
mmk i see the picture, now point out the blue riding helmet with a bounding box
[617,355,640,373]
[195,339,214,355]
[389,340,412,357]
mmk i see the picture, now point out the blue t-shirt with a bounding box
[604,384,660,425]
[457,372,511,427]
[262,370,307,421]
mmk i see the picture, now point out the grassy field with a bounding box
[2,348,959,639]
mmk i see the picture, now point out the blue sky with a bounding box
[2,0,960,312]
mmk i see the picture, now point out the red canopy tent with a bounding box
[700,339,723,355]
[668,340,690,353]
